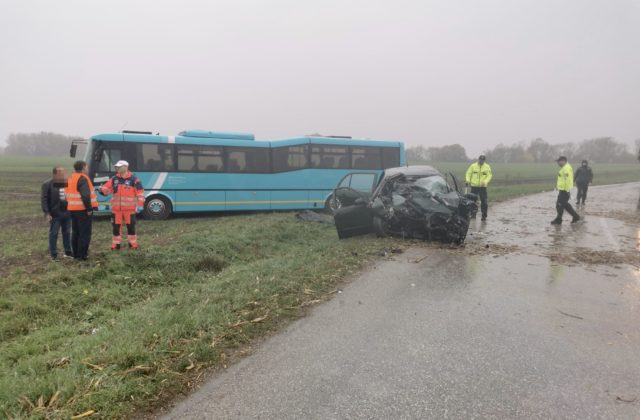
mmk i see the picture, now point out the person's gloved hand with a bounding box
[136,206,144,214]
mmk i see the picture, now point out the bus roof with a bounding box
[90,132,403,148]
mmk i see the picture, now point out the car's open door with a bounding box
[334,194,374,239]
[332,172,378,239]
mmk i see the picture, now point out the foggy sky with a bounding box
[1,0,639,156]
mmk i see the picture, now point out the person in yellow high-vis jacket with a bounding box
[551,156,580,225]
[465,155,493,221]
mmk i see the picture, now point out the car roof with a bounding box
[383,165,442,177]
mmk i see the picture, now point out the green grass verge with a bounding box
[0,156,405,419]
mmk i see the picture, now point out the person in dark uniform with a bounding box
[574,160,593,207]
[41,165,73,260]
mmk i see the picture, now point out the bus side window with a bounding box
[139,143,175,172]
[351,147,382,169]
[177,146,197,172]
[287,146,307,170]
[228,158,242,172]
[272,146,306,172]
[310,146,322,168]
[177,145,223,172]
[311,145,349,169]
[227,147,270,173]
[381,148,400,168]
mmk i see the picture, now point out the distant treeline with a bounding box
[2,132,638,164]
[1,132,79,156]
[407,137,640,164]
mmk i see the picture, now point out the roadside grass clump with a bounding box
[192,255,227,273]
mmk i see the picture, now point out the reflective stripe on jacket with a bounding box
[100,172,145,213]
[557,163,574,192]
[465,162,493,187]
[66,173,98,211]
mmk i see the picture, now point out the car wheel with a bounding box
[144,196,172,220]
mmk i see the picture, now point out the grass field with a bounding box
[412,161,640,201]
[1,156,638,418]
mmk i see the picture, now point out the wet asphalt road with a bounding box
[163,183,640,419]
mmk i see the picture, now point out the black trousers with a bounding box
[555,191,579,220]
[576,183,589,204]
[471,186,488,218]
[111,214,136,236]
[71,211,93,260]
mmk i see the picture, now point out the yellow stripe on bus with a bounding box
[175,200,325,205]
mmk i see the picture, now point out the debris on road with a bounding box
[546,248,640,267]
[557,309,584,320]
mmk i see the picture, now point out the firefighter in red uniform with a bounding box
[99,160,145,249]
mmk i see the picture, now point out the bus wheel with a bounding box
[325,194,342,214]
[144,196,172,220]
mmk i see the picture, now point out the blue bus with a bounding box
[71,130,405,219]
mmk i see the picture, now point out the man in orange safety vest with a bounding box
[66,161,98,260]
[99,160,145,250]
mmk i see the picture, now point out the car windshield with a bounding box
[412,175,449,195]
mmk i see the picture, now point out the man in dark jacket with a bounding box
[574,160,593,206]
[41,166,73,260]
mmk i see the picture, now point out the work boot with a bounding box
[550,218,562,225]
[128,235,139,249]
[481,215,487,221]
[571,216,581,223]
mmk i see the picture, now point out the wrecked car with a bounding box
[331,166,478,243]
